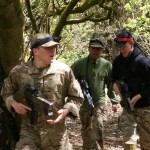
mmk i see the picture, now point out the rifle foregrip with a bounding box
[80,80,94,116]
[116,81,134,111]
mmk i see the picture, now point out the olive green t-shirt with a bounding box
[71,56,118,106]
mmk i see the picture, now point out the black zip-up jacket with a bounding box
[112,46,150,107]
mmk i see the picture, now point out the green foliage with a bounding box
[126,18,137,28]
[22,0,150,63]
[124,3,132,11]
[55,22,94,66]
[113,0,150,54]
[57,48,88,66]
[123,0,150,31]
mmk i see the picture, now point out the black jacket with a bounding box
[112,45,150,107]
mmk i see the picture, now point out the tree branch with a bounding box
[72,0,105,13]
[25,0,39,33]
[66,14,94,24]
[50,0,107,15]
[53,0,80,37]
[90,7,112,22]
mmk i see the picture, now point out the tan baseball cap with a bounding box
[31,33,59,49]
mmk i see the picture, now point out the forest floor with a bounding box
[67,101,141,150]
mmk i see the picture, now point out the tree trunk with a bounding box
[0,0,24,76]
[124,141,136,150]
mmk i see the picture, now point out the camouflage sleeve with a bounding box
[63,69,84,119]
[63,102,79,119]
[1,78,14,111]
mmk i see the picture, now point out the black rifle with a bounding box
[80,80,94,116]
[116,81,134,111]
[13,85,53,125]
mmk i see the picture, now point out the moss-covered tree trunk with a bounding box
[0,0,24,77]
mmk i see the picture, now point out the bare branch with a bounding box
[72,0,105,13]
[25,0,39,33]
[49,0,107,15]
[90,7,112,22]
[53,0,80,37]
[66,14,94,24]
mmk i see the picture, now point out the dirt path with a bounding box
[67,103,141,150]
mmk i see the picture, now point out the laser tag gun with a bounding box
[13,84,54,125]
[116,81,134,111]
[80,80,94,116]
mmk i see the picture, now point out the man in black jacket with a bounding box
[112,30,150,149]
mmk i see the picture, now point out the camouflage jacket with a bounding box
[1,60,84,120]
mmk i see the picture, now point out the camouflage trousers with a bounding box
[79,103,107,150]
[15,116,72,150]
[119,106,150,150]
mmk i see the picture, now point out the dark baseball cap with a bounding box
[89,32,104,49]
[89,39,104,49]
[114,30,134,48]
[31,33,59,49]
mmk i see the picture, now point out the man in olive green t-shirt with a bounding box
[71,33,118,150]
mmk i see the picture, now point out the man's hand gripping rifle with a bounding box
[13,84,53,125]
[80,80,94,116]
[116,81,134,111]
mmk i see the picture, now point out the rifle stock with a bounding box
[116,81,134,111]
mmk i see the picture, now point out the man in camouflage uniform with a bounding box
[1,33,84,150]
[112,30,150,149]
[71,33,118,150]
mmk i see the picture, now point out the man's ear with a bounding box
[32,47,38,56]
